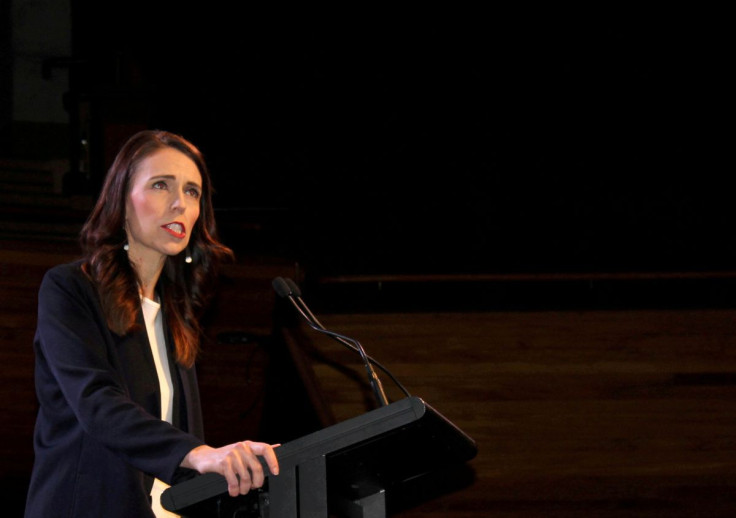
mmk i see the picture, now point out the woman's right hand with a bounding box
[181,441,280,497]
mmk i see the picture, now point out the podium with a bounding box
[161,396,477,517]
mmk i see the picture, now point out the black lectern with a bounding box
[161,396,477,517]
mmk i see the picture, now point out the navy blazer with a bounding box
[24,261,206,518]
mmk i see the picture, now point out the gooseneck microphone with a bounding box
[272,277,410,407]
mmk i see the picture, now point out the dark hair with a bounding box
[80,130,233,367]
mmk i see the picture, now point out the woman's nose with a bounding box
[171,190,187,211]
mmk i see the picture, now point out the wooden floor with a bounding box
[283,301,736,517]
[4,238,736,516]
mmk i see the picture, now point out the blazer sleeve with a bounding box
[34,264,205,484]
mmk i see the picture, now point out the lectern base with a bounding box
[333,489,386,518]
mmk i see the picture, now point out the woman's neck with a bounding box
[130,255,165,300]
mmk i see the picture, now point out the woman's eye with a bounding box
[152,181,167,190]
[186,188,201,199]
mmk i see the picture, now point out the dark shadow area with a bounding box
[49,8,730,279]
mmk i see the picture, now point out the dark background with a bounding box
[3,8,736,517]
[10,7,735,276]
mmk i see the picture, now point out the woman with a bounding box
[24,130,279,517]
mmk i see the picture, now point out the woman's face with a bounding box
[125,147,203,268]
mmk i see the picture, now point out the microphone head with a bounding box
[272,277,292,298]
[284,278,302,297]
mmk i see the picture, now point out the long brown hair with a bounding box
[80,130,233,368]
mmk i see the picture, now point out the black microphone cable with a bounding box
[272,277,411,404]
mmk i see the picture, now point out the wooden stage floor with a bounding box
[3,240,736,516]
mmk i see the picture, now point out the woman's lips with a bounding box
[162,222,186,238]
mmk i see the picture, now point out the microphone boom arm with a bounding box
[274,277,411,405]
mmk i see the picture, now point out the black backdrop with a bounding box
[67,6,731,276]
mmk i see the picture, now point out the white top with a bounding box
[141,297,173,424]
[140,297,180,518]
